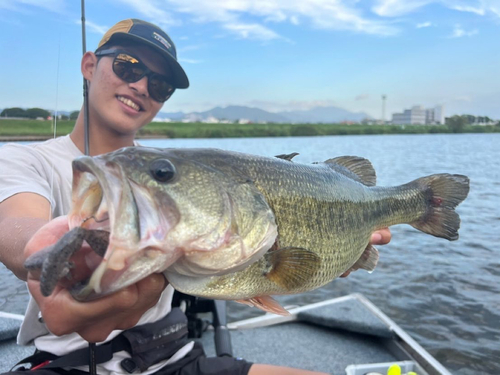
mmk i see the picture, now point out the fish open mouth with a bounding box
[66,156,181,301]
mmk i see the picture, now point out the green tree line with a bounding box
[445,114,497,133]
[1,108,79,120]
[0,118,499,139]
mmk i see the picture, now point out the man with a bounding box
[0,19,391,375]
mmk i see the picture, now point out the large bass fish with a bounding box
[25,147,469,315]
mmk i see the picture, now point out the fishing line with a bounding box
[82,0,90,156]
[83,215,108,224]
[80,1,97,373]
[48,38,61,222]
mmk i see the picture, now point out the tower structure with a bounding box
[381,95,387,123]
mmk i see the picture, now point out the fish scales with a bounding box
[165,150,451,300]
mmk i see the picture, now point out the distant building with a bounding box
[152,117,171,122]
[392,105,445,125]
[392,106,426,125]
[202,116,219,123]
[434,105,445,124]
[425,105,445,124]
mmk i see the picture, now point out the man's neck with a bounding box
[71,110,136,156]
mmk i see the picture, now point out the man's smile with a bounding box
[117,95,142,112]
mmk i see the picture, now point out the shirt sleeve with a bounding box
[0,143,55,207]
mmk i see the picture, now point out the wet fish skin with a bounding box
[163,151,469,314]
[25,148,469,308]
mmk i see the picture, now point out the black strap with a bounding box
[12,335,130,371]
[13,308,189,372]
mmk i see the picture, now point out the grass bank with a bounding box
[1,119,499,140]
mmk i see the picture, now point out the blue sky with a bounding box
[1,0,499,119]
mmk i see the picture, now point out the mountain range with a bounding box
[1,105,372,123]
[157,105,371,123]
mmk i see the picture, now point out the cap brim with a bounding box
[106,33,189,89]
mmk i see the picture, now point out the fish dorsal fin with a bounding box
[264,247,321,290]
[347,244,379,273]
[324,156,376,186]
[275,152,299,161]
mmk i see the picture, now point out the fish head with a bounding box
[68,147,277,300]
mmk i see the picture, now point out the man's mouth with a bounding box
[117,95,142,111]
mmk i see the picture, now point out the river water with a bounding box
[0,133,498,374]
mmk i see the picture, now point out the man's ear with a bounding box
[81,51,98,81]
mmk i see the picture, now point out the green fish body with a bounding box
[165,150,469,314]
[25,147,469,313]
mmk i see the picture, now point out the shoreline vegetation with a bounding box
[0,119,499,141]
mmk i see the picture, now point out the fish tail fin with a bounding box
[410,174,469,241]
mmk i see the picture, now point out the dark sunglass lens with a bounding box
[113,54,145,82]
[149,75,175,102]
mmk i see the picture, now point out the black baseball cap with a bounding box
[97,19,189,89]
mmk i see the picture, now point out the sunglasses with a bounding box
[95,49,175,102]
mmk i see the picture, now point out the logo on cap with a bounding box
[153,32,172,50]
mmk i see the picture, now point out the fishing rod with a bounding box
[81,0,90,156]
[80,1,96,373]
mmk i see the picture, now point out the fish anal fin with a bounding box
[348,244,379,274]
[235,296,290,316]
[264,247,321,290]
[325,156,376,186]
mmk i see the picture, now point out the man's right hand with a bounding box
[24,216,167,343]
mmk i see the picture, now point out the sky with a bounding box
[1,0,500,119]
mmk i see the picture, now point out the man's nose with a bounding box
[129,76,149,97]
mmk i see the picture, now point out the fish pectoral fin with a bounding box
[235,296,290,316]
[264,247,321,290]
[348,244,379,273]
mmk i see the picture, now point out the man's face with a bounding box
[87,43,171,136]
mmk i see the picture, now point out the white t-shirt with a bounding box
[0,135,193,375]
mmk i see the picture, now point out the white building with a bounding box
[425,105,445,124]
[434,105,445,124]
[392,106,426,125]
[392,105,445,125]
[202,116,219,123]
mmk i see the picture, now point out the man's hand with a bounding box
[339,228,392,278]
[24,216,167,343]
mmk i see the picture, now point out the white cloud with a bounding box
[113,0,181,28]
[373,0,500,18]
[417,21,432,28]
[452,95,473,102]
[449,5,485,15]
[0,0,66,12]
[355,94,370,101]
[450,24,478,37]
[178,58,202,64]
[290,15,300,25]
[75,20,108,35]
[372,0,433,17]
[223,22,282,41]
[114,0,400,39]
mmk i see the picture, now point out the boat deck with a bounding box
[0,294,450,374]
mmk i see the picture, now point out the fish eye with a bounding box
[150,159,176,183]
